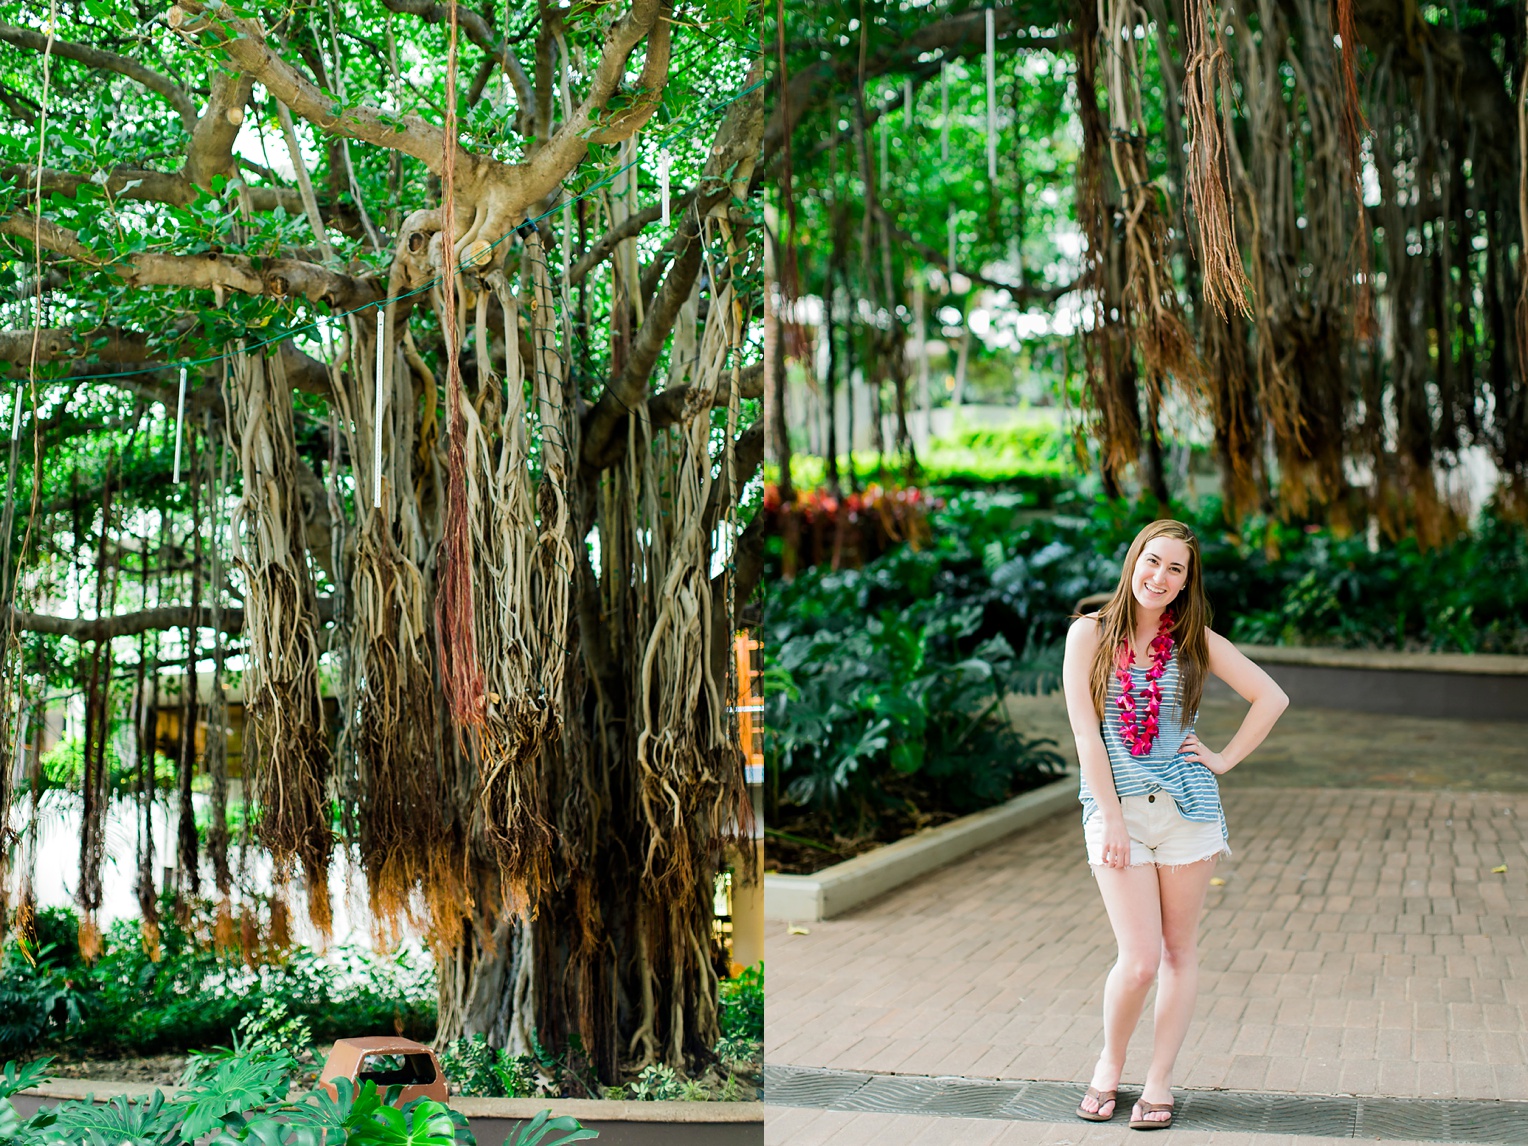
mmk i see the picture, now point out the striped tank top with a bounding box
[1078,646,1228,840]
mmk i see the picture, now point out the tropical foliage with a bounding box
[0,0,762,1081]
[0,1054,596,1146]
[1,906,435,1058]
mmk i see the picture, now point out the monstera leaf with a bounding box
[0,1059,54,1101]
[346,1098,458,1146]
[503,1110,597,1146]
[174,1052,292,1140]
[36,1089,183,1146]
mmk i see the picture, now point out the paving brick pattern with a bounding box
[763,1106,1445,1146]
[767,786,1528,1107]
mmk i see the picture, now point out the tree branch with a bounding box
[2,165,364,236]
[171,0,454,172]
[6,604,247,641]
[569,190,695,286]
[521,0,668,193]
[648,362,764,429]
[871,205,1075,304]
[0,327,333,401]
[584,6,672,145]
[0,23,198,133]
[184,72,253,190]
[579,61,764,468]
[0,215,383,308]
[383,0,536,132]
[6,596,337,641]
[765,11,1061,171]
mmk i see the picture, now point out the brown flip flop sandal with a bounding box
[1129,1100,1175,1130]
[1076,1086,1117,1122]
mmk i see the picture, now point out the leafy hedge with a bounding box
[1,906,435,1058]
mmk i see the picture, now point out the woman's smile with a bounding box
[1131,537,1190,611]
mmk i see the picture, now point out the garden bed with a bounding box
[765,776,1078,921]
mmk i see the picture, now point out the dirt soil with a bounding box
[43,1056,188,1086]
[766,804,966,875]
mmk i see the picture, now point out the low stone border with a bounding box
[18,1082,761,1123]
[1240,644,1528,675]
[455,1098,759,1122]
[1233,645,1528,722]
[764,775,1077,923]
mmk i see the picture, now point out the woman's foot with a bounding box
[1130,1088,1174,1129]
[1077,1055,1124,1120]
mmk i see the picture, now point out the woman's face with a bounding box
[1130,535,1192,614]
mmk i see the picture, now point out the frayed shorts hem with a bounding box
[1085,842,1231,875]
[1083,793,1230,870]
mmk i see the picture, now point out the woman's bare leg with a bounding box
[1079,863,1164,1117]
[1136,856,1217,1121]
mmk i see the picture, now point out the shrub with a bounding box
[718,963,763,1044]
[0,904,436,1058]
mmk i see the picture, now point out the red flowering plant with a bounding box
[764,483,942,576]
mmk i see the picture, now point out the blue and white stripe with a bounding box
[1079,650,1228,840]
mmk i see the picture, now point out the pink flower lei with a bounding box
[1114,611,1175,757]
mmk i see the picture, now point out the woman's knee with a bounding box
[1160,933,1200,970]
[1117,954,1160,990]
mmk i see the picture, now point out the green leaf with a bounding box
[889,740,925,774]
[505,1110,598,1146]
[174,1053,292,1140]
[0,1059,54,1101]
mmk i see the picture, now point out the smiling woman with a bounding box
[1063,520,1289,1128]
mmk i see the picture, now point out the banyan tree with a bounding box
[0,0,762,1078]
[772,0,1528,537]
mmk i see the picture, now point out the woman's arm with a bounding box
[1063,616,1123,820]
[1180,629,1290,775]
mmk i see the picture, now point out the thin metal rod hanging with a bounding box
[374,307,385,509]
[172,366,187,482]
[985,9,997,181]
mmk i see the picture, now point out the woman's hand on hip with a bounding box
[1098,814,1133,869]
[1180,732,1228,774]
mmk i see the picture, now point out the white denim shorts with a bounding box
[1084,792,1229,869]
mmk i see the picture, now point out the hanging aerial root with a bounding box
[1103,0,1202,389]
[634,267,749,895]
[1335,0,1375,336]
[352,521,444,938]
[1183,0,1252,319]
[1516,18,1528,380]
[434,0,487,730]
[1074,0,1140,489]
[227,347,334,935]
[213,898,236,955]
[467,259,565,900]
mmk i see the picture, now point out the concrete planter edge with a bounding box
[18,1083,761,1123]
[764,773,1079,923]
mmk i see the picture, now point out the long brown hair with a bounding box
[1085,519,1212,721]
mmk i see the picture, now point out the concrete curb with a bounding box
[764,774,1078,922]
[1239,644,1528,676]
[21,1081,172,1101]
[18,1083,761,1123]
[454,1098,761,1122]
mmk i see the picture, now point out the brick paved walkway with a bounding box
[765,1106,1445,1145]
[769,784,1528,1096]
